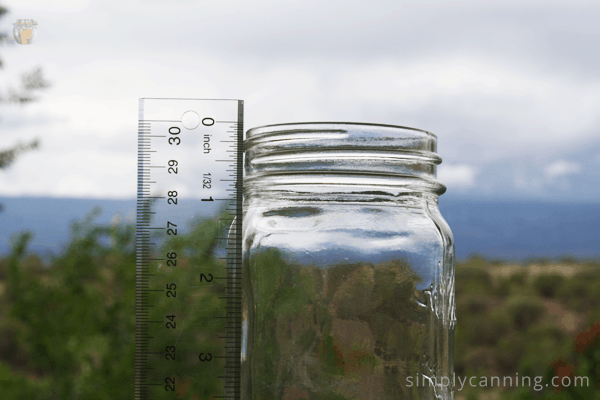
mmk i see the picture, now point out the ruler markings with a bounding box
[136,98,243,400]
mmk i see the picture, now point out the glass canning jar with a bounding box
[241,122,455,400]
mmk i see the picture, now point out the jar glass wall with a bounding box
[241,123,455,400]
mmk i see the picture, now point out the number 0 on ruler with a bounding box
[135,98,243,400]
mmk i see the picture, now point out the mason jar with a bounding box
[241,122,455,400]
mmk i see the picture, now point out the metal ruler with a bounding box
[135,98,243,399]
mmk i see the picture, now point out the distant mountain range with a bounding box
[1,196,599,263]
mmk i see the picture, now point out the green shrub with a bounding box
[456,266,493,294]
[557,277,588,299]
[493,277,511,298]
[519,323,570,373]
[557,278,594,312]
[506,296,545,331]
[533,273,564,298]
[508,269,528,286]
[467,308,511,346]
[459,295,489,315]
[461,254,489,269]
[494,333,527,374]
[0,203,232,399]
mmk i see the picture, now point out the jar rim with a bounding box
[246,121,437,140]
[244,122,445,195]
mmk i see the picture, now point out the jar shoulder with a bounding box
[243,201,453,255]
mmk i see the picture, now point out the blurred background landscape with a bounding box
[1,195,599,264]
[1,0,599,399]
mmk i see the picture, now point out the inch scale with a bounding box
[135,98,243,400]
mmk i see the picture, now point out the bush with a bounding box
[557,277,600,312]
[461,254,489,269]
[506,296,545,331]
[494,333,527,374]
[493,277,511,298]
[468,308,511,346]
[0,203,232,399]
[508,269,528,286]
[519,323,570,374]
[455,266,493,294]
[533,274,564,298]
[459,295,489,314]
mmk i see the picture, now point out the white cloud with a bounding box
[437,164,478,188]
[1,0,600,201]
[544,160,582,179]
[329,56,600,157]
[55,173,104,198]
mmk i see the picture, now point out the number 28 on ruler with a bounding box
[168,117,215,201]
[135,98,243,400]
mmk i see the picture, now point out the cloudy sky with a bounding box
[0,0,599,203]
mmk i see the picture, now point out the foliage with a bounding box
[0,201,232,399]
[452,258,600,400]
[533,273,564,298]
[0,214,599,399]
[506,296,545,331]
[0,138,41,171]
[0,3,51,213]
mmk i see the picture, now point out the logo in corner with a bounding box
[13,19,38,45]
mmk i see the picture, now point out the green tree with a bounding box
[0,200,234,399]
[0,4,50,212]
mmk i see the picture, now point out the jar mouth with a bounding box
[245,122,438,154]
[244,122,446,196]
[246,121,437,140]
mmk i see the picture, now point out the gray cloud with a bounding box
[1,0,600,202]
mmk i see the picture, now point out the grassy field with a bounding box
[0,207,598,399]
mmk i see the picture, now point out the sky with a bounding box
[0,0,599,203]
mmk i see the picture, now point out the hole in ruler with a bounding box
[181,110,200,130]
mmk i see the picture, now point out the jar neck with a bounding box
[243,184,441,207]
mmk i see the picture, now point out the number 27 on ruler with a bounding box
[135,98,243,400]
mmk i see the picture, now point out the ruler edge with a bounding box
[135,98,244,400]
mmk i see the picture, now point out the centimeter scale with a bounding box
[135,98,243,400]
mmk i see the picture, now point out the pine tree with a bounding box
[0,5,50,212]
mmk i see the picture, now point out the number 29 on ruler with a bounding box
[136,98,243,400]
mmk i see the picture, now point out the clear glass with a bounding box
[241,122,455,400]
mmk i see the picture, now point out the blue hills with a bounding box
[1,196,599,264]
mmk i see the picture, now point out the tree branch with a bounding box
[0,138,41,170]
[0,67,51,104]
